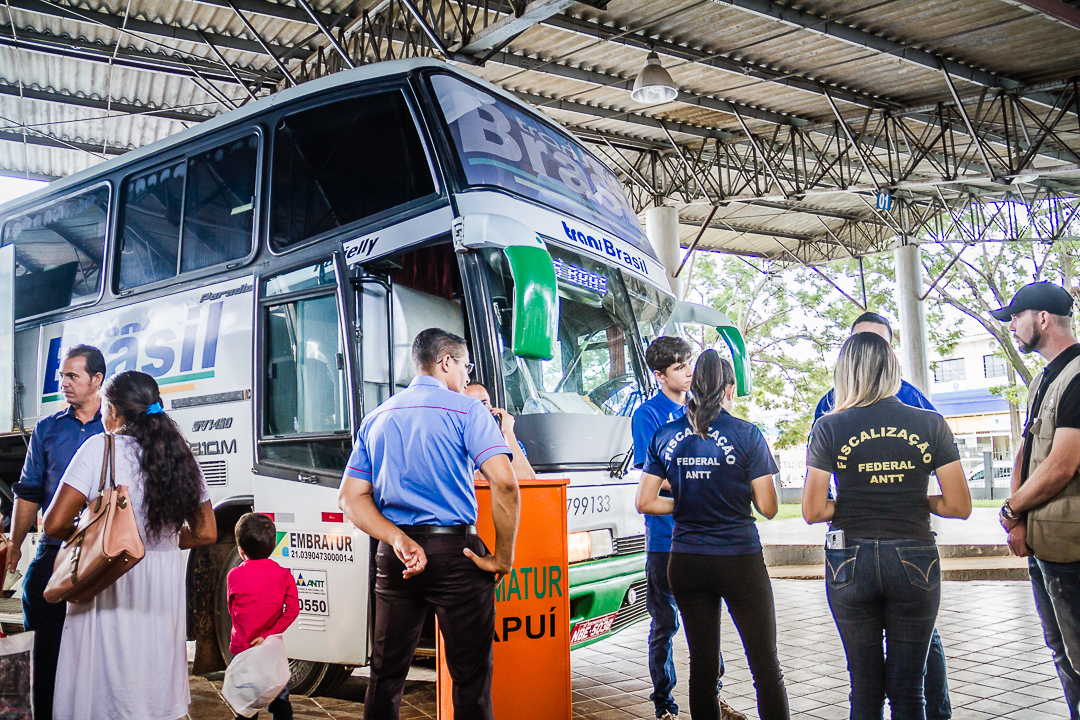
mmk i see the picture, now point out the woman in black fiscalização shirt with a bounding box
[802,332,971,720]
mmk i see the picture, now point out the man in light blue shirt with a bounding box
[632,337,742,720]
[339,328,519,720]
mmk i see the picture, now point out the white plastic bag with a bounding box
[222,635,291,717]
[0,630,34,720]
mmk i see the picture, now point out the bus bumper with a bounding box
[567,553,647,649]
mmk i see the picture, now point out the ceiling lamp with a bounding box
[631,52,678,104]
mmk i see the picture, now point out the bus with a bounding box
[0,58,748,694]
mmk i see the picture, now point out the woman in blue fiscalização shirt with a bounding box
[636,350,790,720]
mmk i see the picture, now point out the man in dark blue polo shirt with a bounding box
[338,328,520,720]
[811,312,950,720]
[8,344,105,720]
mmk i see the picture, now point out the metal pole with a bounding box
[894,241,932,396]
[293,0,355,68]
[983,450,994,501]
[645,206,682,298]
[858,255,868,308]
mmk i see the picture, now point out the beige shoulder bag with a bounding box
[45,433,146,603]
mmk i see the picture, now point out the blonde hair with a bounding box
[831,332,902,413]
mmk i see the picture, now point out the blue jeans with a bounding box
[826,539,940,720]
[924,629,951,720]
[23,541,66,720]
[1029,557,1080,719]
[647,552,723,717]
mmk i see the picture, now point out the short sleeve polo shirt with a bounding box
[644,411,778,555]
[342,375,512,526]
[632,391,686,553]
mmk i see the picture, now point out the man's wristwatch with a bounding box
[1000,499,1020,522]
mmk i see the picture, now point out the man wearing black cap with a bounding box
[993,281,1080,719]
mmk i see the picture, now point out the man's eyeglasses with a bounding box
[450,356,475,374]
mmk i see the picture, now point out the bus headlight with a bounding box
[567,529,614,563]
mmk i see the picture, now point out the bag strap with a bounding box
[97,433,115,495]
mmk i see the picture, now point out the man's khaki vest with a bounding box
[1025,353,1080,563]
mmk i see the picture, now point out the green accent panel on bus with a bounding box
[717,325,752,397]
[568,553,645,586]
[503,245,557,360]
[568,566,647,649]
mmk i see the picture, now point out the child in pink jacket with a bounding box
[228,513,300,720]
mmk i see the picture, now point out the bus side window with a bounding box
[270,90,437,251]
[117,134,258,291]
[259,261,351,474]
[1,185,109,320]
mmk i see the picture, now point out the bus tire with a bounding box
[212,544,353,696]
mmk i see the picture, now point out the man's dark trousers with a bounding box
[23,541,66,720]
[365,532,496,720]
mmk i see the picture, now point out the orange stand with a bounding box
[437,477,571,720]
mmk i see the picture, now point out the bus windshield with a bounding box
[483,245,673,418]
[430,74,649,253]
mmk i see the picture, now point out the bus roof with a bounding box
[0,58,482,216]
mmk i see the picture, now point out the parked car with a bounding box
[967,466,1012,487]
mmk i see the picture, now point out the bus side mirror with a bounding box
[717,325,751,398]
[453,214,558,360]
[503,245,557,361]
[665,301,752,397]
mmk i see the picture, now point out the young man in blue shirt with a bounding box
[9,345,105,720]
[811,312,950,720]
[632,337,744,720]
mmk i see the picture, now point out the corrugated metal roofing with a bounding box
[0,0,1077,261]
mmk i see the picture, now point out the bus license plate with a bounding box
[570,611,618,644]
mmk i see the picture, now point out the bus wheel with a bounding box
[212,544,353,697]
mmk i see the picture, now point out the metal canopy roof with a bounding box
[1,0,1078,263]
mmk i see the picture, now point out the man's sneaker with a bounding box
[657,712,678,720]
[719,696,747,720]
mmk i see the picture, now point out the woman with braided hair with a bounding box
[44,370,217,720]
[636,349,790,720]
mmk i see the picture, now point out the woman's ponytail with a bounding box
[686,350,736,438]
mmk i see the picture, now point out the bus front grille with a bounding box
[199,460,228,486]
[611,578,649,634]
[613,534,646,556]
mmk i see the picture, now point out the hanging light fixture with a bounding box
[631,52,678,104]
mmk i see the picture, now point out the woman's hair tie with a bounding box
[146,401,165,416]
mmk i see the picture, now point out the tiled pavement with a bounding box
[186,580,1069,720]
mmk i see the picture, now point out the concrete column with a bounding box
[894,242,932,397]
[644,206,682,297]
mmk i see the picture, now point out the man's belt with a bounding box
[398,524,477,537]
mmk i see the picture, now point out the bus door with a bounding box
[249,255,368,667]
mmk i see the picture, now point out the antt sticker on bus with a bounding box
[292,569,329,616]
[273,531,356,563]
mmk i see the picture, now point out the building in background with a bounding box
[929,331,1022,488]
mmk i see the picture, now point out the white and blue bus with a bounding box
[0,59,748,694]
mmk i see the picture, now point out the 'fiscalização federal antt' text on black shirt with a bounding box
[806,396,960,542]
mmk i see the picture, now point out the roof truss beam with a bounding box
[0,129,128,156]
[716,0,1056,103]
[0,83,214,124]
[0,27,278,86]
[678,217,817,242]
[6,0,302,58]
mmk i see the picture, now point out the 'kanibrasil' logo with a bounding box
[39,282,251,404]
